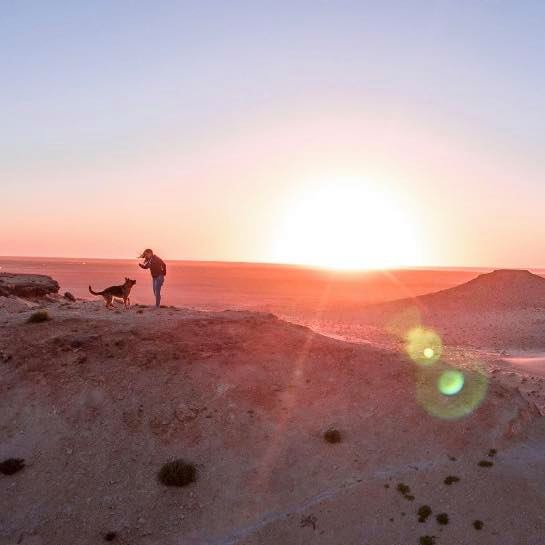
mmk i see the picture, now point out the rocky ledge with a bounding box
[0,273,59,297]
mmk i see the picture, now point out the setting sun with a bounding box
[271,178,423,270]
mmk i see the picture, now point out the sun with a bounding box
[271,177,422,270]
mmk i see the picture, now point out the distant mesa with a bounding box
[368,269,545,313]
[0,273,59,298]
[417,269,545,311]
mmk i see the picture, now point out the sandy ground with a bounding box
[1,293,544,545]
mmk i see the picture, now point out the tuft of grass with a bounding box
[323,428,342,444]
[417,505,432,523]
[300,514,317,530]
[26,310,50,323]
[396,483,415,501]
[104,531,117,541]
[0,458,25,475]
[478,460,494,468]
[473,520,484,530]
[158,459,197,487]
[488,448,497,458]
[419,536,436,545]
[444,475,460,485]
[397,483,410,495]
[436,513,449,525]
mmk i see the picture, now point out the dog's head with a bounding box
[124,277,137,288]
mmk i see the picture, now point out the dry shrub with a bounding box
[323,428,342,444]
[27,310,50,323]
[158,459,197,487]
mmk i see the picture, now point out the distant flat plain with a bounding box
[0,256,492,310]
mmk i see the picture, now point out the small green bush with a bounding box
[473,520,484,530]
[436,513,449,525]
[444,475,460,485]
[419,536,436,545]
[26,310,50,323]
[158,459,197,487]
[478,460,494,468]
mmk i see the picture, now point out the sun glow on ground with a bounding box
[271,178,423,270]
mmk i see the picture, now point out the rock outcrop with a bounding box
[0,273,59,297]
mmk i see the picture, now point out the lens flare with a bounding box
[438,370,465,396]
[424,347,435,359]
[416,364,488,420]
[405,326,442,366]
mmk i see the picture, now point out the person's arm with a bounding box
[161,259,167,276]
[139,259,150,269]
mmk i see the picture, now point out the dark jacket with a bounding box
[140,255,167,278]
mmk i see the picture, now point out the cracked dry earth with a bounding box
[1,299,544,545]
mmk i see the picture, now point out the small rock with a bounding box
[64,292,76,302]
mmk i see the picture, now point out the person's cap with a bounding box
[139,249,153,258]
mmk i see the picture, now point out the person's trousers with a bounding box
[152,275,165,307]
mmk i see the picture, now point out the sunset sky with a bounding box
[2,1,545,269]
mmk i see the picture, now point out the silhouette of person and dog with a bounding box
[88,248,166,309]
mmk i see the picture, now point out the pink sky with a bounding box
[3,3,545,269]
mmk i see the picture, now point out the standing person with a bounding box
[138,249,167,307]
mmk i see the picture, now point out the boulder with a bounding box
[0,273,59,298]
[64,291,76,302]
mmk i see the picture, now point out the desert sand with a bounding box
[1,270,544,545]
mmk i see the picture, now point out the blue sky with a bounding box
[2,1,545,266]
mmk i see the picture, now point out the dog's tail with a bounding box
[88,286,104,296]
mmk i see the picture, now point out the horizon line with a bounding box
[2,254,545,273]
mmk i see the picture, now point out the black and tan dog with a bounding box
[89,278,136,309]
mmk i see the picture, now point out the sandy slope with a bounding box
[1,295,544,545]
[347,270,545,355]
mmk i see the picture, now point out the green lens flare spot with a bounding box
[438,370,465,396]
[405,327,443,366]
[416,364,488,420]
